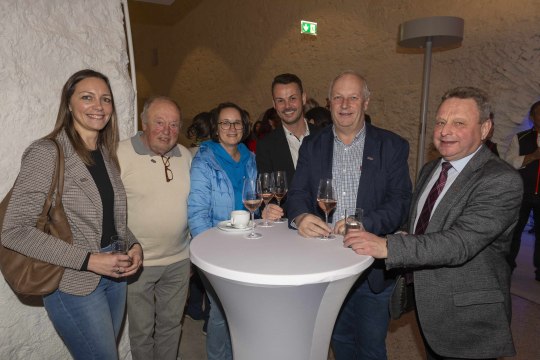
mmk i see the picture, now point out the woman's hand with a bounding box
[87,244,143,278]
[87,252,134,278]
[262,204,284,221]
[122,244,143,277]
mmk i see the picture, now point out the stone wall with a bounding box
[129,0,540,176]
[0,1,135,359]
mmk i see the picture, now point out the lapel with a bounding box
[307,122,319,136]
[356,124,378,208]
[408,159,439,232]
[57,132,103,214]
[274,126,295,174]
[415,146,492,233]
[319,127,334,180]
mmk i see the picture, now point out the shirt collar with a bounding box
[332,122,366,145]
[282,119,310,139]
[443,144,482,173]
[130,131,181,157]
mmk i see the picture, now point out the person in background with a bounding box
[287,70,411,359]
[2,69,143,359]
[188,102,281,360]
[246,120,261,152]
[262,107,281,130]
[304,96,320,113]
[185,112,213,331]
[185,113,212,334]
[504,100,540,281]
[118,96,192,360]
[246,110,272,153]
[346,87,521,359]
[485,112,499,156]
[306,106,332,128]
[187,111,212,156]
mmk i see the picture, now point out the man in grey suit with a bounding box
[344,87,522,359]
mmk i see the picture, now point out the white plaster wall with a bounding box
[0,1,135,359]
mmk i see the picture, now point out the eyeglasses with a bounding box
[161,155,173,182]
[218,121,243,130]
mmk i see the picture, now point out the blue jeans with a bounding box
[332,279,394,360]
[206,290,232,360]
[43,252,126,360]
[185,267,209,321]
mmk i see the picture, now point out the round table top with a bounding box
[190,221,374,286]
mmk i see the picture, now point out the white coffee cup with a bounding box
[230,210,250,228]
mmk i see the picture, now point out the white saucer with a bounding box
[217,220,254,232]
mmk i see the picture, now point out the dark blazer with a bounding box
[2,130,138,296]
[387,146,522,358]
[287,123,412,292]
[255,122,318,187]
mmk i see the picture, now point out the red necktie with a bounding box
[414,162,452,235]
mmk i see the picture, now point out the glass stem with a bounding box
[250,211,255,236]
[324,212,329,238]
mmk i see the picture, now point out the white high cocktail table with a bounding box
[190,221,373,360]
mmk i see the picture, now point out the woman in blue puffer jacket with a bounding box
[188,102,282,360]
[188,105,257,238]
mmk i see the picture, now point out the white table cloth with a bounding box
[190,221,373,360]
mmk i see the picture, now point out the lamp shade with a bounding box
[399,16,464,48]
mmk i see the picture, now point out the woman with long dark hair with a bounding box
[2,69,143,359]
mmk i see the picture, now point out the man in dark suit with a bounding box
[345,87,522,359]
[287,71,412,359]
[256,73,317,188]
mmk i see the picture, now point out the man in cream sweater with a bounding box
[118,96,192,360]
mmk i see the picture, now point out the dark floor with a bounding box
[179,232,540,360]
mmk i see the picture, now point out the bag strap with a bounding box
[52,139,65,207]
[36,139,64,227]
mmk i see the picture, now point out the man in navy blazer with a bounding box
[287,71,412,359]
[345,87,521,359]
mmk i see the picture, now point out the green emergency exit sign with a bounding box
[301,20,317,35]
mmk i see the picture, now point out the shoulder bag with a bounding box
[0,139,73,296]
[389,273,416,320]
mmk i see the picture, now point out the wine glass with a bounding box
[317,178,337,240]
[345,208,364,234]
[258,172,275,227]
[242,178,263,239]
[273,170,288,223]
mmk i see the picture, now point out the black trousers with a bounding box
[508,195,540,276]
